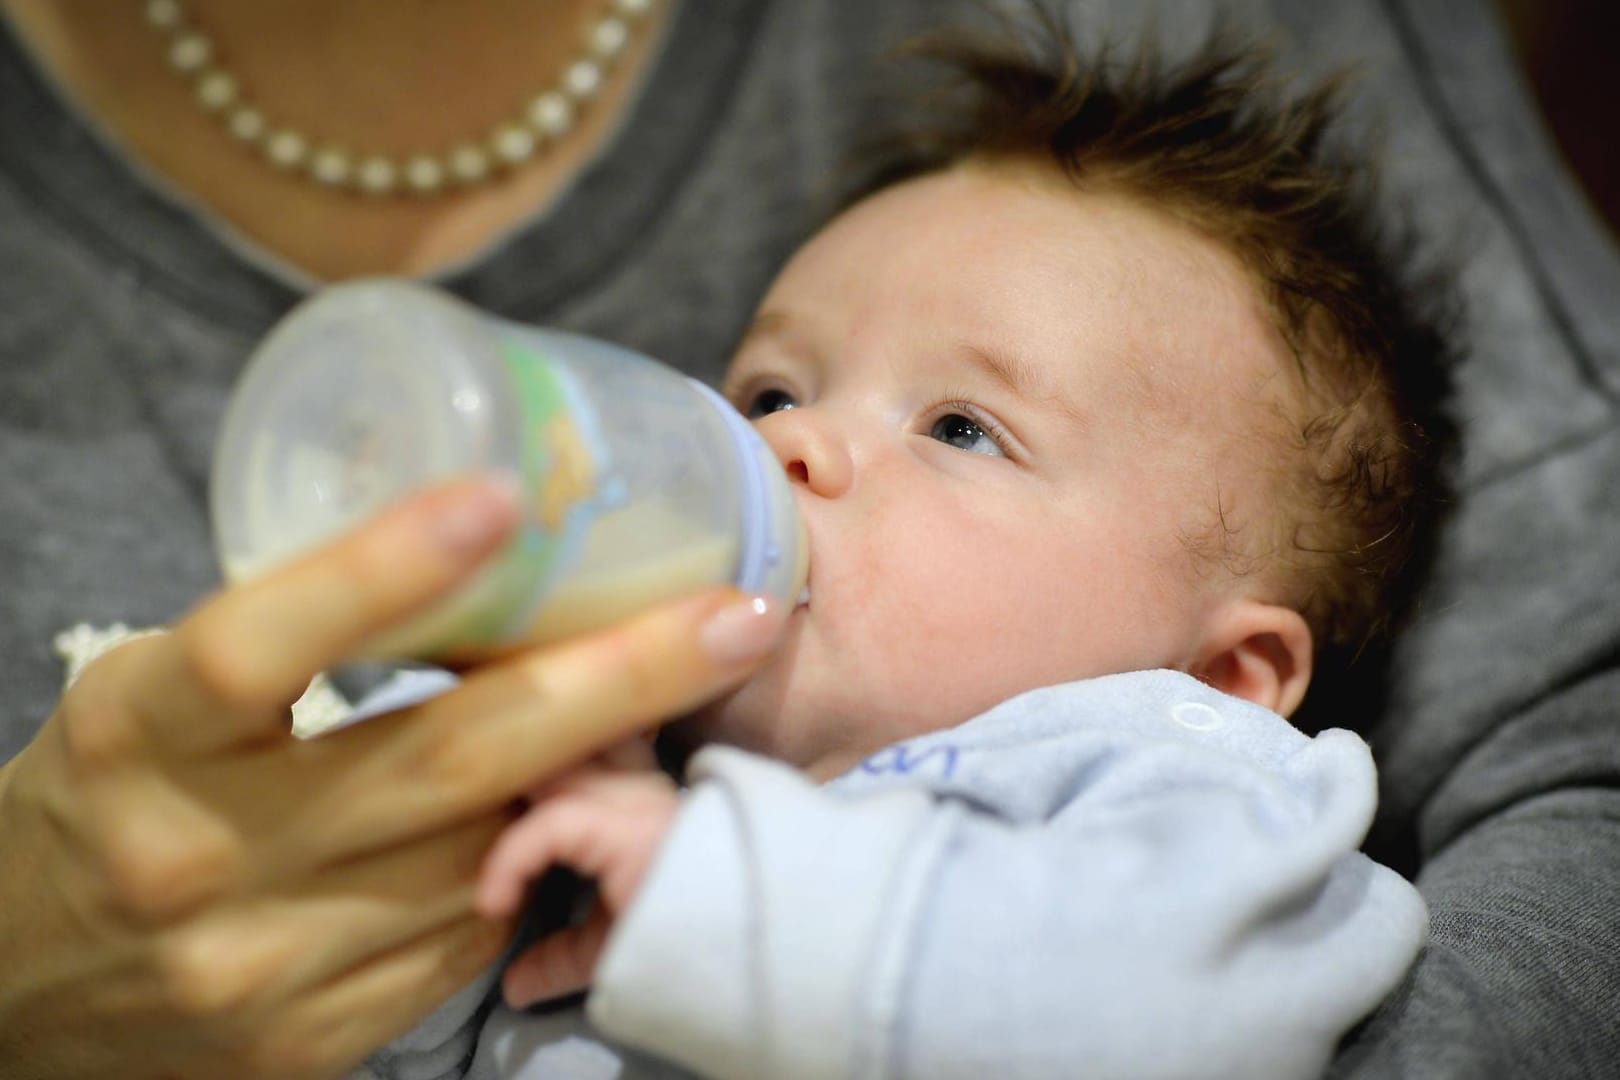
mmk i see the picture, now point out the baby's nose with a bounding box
[757,408,853,499]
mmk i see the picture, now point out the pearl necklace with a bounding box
[141,0,654,198]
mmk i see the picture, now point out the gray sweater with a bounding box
[5,1,1620,1077]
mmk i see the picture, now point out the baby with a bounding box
[467,18,1455,1080]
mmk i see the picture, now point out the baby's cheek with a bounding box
[862,625,1017,735]
[877,583,1085,715]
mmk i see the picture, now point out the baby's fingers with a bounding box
[476,794,600,918]
[477,769,678,918]
[501,903,615,1008]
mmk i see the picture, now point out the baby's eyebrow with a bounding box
[723,310,797,392]
[962,341,1088,429]
[736,309,795,353]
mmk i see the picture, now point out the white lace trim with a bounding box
[54,622,356,737]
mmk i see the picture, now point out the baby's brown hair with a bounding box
[840,6,1459,722]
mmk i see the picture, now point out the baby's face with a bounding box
[684,162,1296,779]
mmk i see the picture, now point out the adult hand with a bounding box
[475,755,681,1008]
[0,478,785,1080]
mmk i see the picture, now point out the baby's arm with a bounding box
[577,673,1428,1080]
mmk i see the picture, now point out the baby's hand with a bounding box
[475,748,679,1008]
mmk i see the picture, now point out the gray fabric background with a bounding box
[2,1,1617,1075]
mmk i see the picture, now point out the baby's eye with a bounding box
[929,413,1005,457]
[743,388,798,419]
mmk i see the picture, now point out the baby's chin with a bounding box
[683,709,900,788]
[658,685,765,767]
[662,678,825,774]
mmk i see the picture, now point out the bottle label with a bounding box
[503,337,609,626]
[411,336,610,657]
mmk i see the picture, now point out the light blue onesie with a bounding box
[463,669,1426,1080]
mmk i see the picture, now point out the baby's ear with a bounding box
[1190,601,1314,717]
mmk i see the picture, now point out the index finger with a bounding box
[284,589,786,867]
[138,476,520,754]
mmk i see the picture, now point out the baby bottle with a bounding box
[210,278,806,661]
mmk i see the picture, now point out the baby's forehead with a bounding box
[741,161,1301,418]
[954,164,1297,394]
[1112,324,1297,430]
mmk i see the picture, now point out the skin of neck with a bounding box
[1,0,669,281]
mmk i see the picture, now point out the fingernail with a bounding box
[431,475,520,558]
[699,595,784,665]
